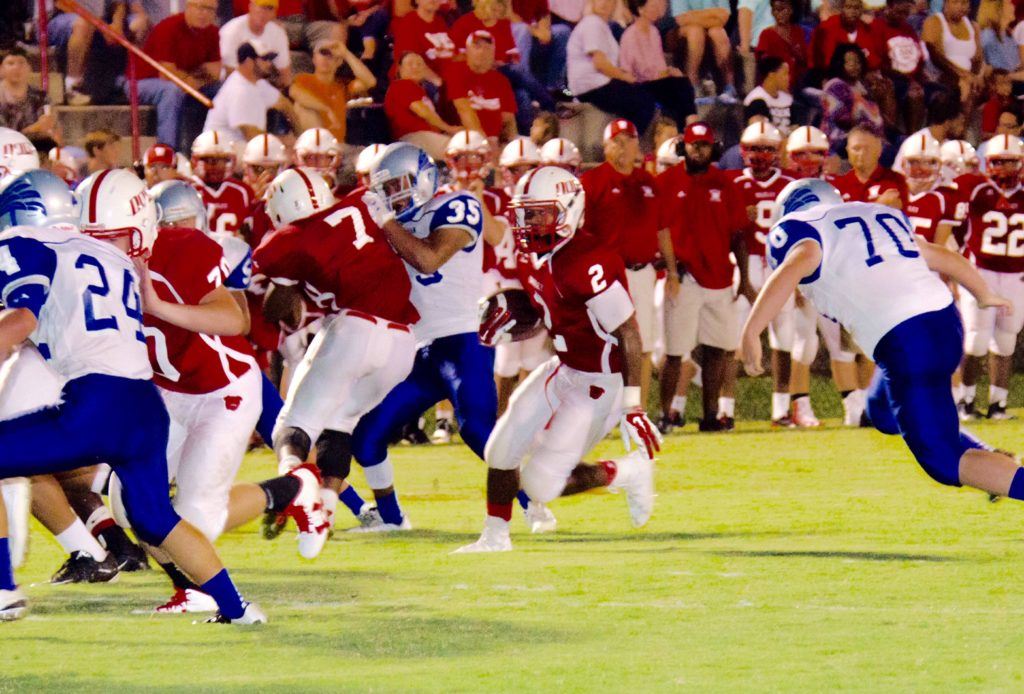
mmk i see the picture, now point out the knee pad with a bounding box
[963,329,990,358]
[791,332,818,366]
[107,473,130,531]
[993,329,1017,357]
[361,457,395,490]
[315,429,352,480]
[272,426,312,460]
[520,465,566,504]
[173,498,225,542]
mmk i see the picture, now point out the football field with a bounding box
[5,416,1024,691]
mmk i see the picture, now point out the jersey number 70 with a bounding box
[835,212,919,267]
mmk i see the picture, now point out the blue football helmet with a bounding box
[151,179,208,233]
[774,178,843,220]
[0,169,79,231]
[369,143,438,223]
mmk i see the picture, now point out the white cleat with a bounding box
[607,451,655,528]
[0,588,28,621]
[154,588,219,614]
[843,394,865,427]
[346,515,412,534]
[285,464,330,559]
[432,419,453,444]
[202,601,267,625]
[524,501,557,534]
[452,516,513,553]
[355,503,382,528]
[792,398,821,428]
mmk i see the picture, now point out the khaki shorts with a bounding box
[664,274,740,356]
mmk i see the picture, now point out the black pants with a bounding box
[578,76,695,133]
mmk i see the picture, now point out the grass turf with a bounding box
[5,413,1024,691]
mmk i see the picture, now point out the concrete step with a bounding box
[54,104,156,145]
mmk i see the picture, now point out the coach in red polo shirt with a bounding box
[832,125,907,208]
[580,118,660,401]
[656,122,753,432]
[443,31,517,141]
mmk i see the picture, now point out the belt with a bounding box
[345,309,411,333]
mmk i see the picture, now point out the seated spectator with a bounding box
[550,0,586,25]
[220,0,292,86]
[982,69,1016,137]
[620,0,695,127]
[873,0,928,133]
[270,0,346,55]
[672,0,737,101]
[334,0,391,65]
[392,0,457,87]
[820,43,885,147]
[45,0,113,105]
[978,107,1022,163]
[83,128,123,173]
[0,46,56,137]
[129,1,222,151]
[982,0,1024,79]
[743,56,793,133]
[755,0,807,90]
[204,41,297,141]
[510,0,571,92]
[809,0,882,78]
[384,51,462,159]
[529,109,559,145]
[443,31,518,142]
[921,0,985,108]
[291,39,377,141]
[738,0,773,91]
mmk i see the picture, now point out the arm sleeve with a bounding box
[585,279,635,334]
[0,236,57,317]
[574,252,634,333]
[220,22,238,68]
[766,218,822,281]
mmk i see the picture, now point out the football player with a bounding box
[355,144,387,190]
[456,165,660,552]
[498,137,540,195]
[539,137,582,176]
[897,133,956,245]
[294,127,343,187]
[242,133,289,200]
[0,127,40,177]
[742,179,1021,509]
[941,139,980,182]
[142,144,181,187]
[190,130,254,237]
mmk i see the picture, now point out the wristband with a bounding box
[623,386,641,409]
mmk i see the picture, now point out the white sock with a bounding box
[990,385,1009,407]
[670,395,686,413]
[717,397,735,418]
[771,392,791,420]
[55,519,108,561]
[952,383,964,403]
[963,384,977,404]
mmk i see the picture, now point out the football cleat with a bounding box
[50,551,120,585]
[452,516,513,553]
[0,588,28,621]
[698,418,726,433]
[792,398,821,428]
[957,400,981,422]
[607,451,655,528]
[346,515,412,534]
[432,418,454,444]
[987,403,1016,420]
[112,538,151,572]
[261,511,287,540]
[524,501,557,534]
[717,415,735,431]
[400,420,430,445]
[356,504,382,528]
[771,414,796,428]
[203,601,267,625]
[155,588,219,614]
[283,464,330,559]
[656,413,681,435]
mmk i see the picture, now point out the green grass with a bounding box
[6,412,1024,691]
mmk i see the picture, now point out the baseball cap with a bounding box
[237,39,277,64]
[466,30,494,48]
[144,144,176,167]
[683,122,715,144]
[603,119,638,142]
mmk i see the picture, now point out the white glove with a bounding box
[619,386,662,460]
[361,190,396,228]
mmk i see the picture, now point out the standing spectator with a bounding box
[580,119,660,403]
[656,122,753,432]
[873,0,929,134]
[384,51,462,159]
[820,44,886,146]
[203,41,296,141]
[672,0,738,102]
[511,0,571,92]
[392,0,457,88]
[921,0,985,108]
[809,0,882,76]
[833,124,908,207]
[291,39,377,140]
[220,0,292,86]
[743,56,793,133]
[129,0,222,150]
[756,0,807,90]
[619,0,696,127]
[0,46,56,137]
[83,128,123,173]
[443,31,518,142]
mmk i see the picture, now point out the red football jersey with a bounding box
[248,199,274,248]
[580,162,661,266]
[963,180,1024,273]
[902,190,956,243]
[252,191,420,325]
[145,227,257,395]
[732,168,794,256]
[832,166,909,208]
[518,237,632,374]
[192,176,255,236]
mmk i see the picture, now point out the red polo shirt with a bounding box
[580,162,660,267]
[449,14,520,64]
[135,13,221,80]
[655,165,747,290]
[809,15,882,72]
[384,79,442,137]
[442,62,516,138]
[833,165,909,208]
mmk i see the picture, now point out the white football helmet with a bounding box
[0,127,40,179]
[984,134,1024,189]
[265,167,337,226]
[295,127,342,176]
[243,133,288,169]
[191,129,237,184]
[785,125,829,178]
[445,129,492,181]
[499,137,540,189]
[539,138,582,174]
[898,132,942,188]
[508,165,586,256]
[355,143,387,186]
[741,121,783,173]
[656,136,684,174]
[47,146,81,185]
[77,168,158,257]
[941,139,980,178]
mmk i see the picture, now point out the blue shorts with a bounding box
[0,374,180,545]
[352,332,497,466]
[866,303,981,487]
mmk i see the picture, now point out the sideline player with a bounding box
[242,133,289,201]
[741,178,1023,505]
[295,127,343,187]
[897,133,956,246]
[190,130,253,237]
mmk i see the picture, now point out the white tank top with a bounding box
[936,13,975,71]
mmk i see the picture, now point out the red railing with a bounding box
[42,0,214,160]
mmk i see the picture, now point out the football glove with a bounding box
[361,190,396,228]
[478,293,517,346]
[619,387,662,460]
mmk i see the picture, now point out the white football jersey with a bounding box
[402,191,485,344]
[0,225,152,382]
[767,201,952,356]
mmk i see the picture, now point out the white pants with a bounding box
[160,368,262,541]
[485,357,622,503]
[626,265,657,352]
[664,274,740,356]
[494,330,553,378]
[277,311,417,441]
[736,257,795,352]
[962,268,1024,357]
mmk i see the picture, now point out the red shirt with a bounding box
[384,79,442,138]
[191,177,255,236]
[253,191,420,325]
[755,25,808,89]
[656,165,747,290]
[963,180,1024,273]
[872,17,926,77]
[580,162,660,266]
[449,14,519,64]
[392,12,456,75]
[233,0,304,15]
[833,166,908,208]
[809,16,882,72]
[518,237,630,374]
[145,227,256,394]
[731,168,795,256]
[903,190,951,243]
[982,95,1014,135]
[513,0,550,24]
[442,63,516,138]
[135,14,220,80]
